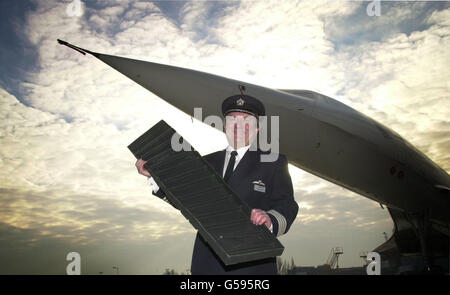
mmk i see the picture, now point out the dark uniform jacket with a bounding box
[153,147,298,275]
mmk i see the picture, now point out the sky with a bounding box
[0,0,449,275]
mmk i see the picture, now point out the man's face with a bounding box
[225,111,258,149]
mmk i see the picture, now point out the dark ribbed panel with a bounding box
[128,120,284,265]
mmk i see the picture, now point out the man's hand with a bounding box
[135,158,151,178]
[251,209,272,229]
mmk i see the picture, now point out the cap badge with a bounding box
[236,98,245,106]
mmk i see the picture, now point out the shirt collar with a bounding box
[226,144,251,160]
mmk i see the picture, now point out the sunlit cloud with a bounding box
[0,0,448,273]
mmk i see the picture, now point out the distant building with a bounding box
[289,265,367,275]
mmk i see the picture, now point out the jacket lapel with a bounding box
[207,149,225,175]
[227,147,260,189]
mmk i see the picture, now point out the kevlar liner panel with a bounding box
[128,120,284,265]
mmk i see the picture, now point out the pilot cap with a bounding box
[222,94,266,118]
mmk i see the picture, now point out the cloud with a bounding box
[0,186,195,274]
[324,1,437,46]
[331,6,450,171]
[0,220,195,274]
[0,187,191,242]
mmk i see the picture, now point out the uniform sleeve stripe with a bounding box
[268,209,287,236]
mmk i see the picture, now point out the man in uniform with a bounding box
[135,94,298,275]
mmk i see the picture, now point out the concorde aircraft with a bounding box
[58,39,449,274]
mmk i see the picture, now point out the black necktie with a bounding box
[223,151,238,183]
